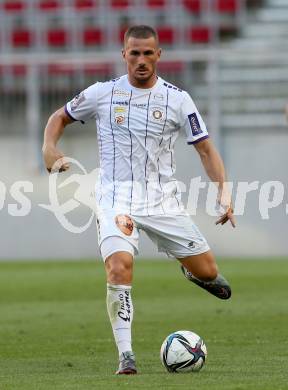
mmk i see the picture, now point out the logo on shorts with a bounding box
[188,241,195,248]
[114,107,126,125]
[115,214,134,236]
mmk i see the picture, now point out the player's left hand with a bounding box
[215,185,236,228]
[215,206,236,228]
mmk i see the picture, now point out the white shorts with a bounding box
[97,210,210,261]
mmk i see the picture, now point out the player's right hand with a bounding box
[42,144,70,173]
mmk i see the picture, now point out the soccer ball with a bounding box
[160,330,207,373]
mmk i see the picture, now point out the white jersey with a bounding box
[65,74,209,216]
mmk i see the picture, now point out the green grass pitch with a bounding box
[0,259,288,390]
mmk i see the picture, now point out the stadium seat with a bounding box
[157,27,175,45]
[38,0,62,11]
[74,0,96,9]
[110,0,129,9]
[216,0,238,13]
[158,61,184,73]
[146,0,166,8]
[13,64,27,75]
[182,0,201,13]
[83,63,113,75]
[47,64,75,75]
[46,28,67,46]
[11,29,33,47]
[0,64,27,75]
[118,26,128,43]
[46,63,113,77]
[3,1,26,12]
[187,26,211,43]
[83,28,104,46]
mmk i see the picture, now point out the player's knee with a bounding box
[193,262,218,282]
[105,254,133,284]
[200,264,218,281]
[108,265,130,283]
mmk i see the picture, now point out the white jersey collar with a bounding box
[123,74,162,93]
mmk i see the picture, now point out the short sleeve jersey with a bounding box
[65,75,209,216]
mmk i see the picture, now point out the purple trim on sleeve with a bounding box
[65,104,77,121]
[64,104,85,124]
[187,135,209,145]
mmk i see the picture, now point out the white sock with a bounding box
[106,283,133,356]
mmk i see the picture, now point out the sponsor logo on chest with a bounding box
[153,93,164,101]
[132,103,147,109]
[113,89,131,97]
[114,106,126,125]
[112,100,129,106]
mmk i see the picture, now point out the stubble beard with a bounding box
[133,69,155,85]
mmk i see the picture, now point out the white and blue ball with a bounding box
[160,330,207,373]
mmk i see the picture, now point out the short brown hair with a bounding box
[124,25,159,46]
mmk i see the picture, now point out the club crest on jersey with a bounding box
[71,92,85,112]
[188,113,203,136]
[150,107,165,122]
[114,106,126,125]
[115,214,134,236]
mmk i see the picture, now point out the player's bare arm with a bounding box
[194,138,236,228]
[42,106,73,173]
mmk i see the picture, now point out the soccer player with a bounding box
[42,25,235,375]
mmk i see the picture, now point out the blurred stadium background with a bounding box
[0,0,287,259]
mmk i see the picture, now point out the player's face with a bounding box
[122,36,161,88]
